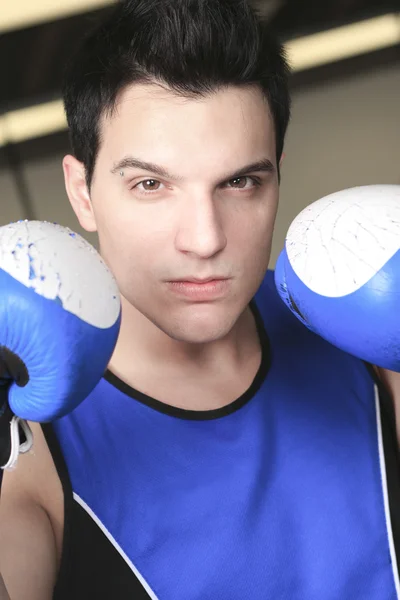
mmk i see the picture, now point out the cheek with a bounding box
[94,208,169,297]
[228,197,277,259]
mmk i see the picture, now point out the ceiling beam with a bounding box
[0,12,399,146]
[286,13,400,72]
[0,0,113,34]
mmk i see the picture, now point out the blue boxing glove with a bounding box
[275,184,400,372]
[0,220,121,470]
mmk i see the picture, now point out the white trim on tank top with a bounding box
[73,492,160,600]
[375,384,400,598]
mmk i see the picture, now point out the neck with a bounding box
[108,297,261,410]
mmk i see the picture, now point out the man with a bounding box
[1,0,400,598]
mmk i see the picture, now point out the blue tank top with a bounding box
[46,271,400,599]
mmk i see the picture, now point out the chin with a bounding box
[161,306,240,345]
[170,329,227,345]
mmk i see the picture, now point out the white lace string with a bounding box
[2,417,33,471]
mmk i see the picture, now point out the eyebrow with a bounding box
[110,156,275,182]
[111,157,183,181]
[228,159,275,180]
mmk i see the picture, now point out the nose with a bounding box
[175,193,227,259]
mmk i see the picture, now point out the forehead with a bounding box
[98,83,276,170]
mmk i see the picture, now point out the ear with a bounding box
[279,152,286,168]
[62,155,97,232]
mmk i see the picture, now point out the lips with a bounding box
[166,277,231,301]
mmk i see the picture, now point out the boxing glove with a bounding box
[0,220,121,470]
[275,184,400,372]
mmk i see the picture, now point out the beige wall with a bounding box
[1,61,399,264]
[273,62,400,265]
[0,154,98,246]
[0,170,27,223]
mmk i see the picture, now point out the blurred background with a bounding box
[0,0,399,265]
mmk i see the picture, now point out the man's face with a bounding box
[71,83,279,344]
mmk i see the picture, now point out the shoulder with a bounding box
[1,423,60,507]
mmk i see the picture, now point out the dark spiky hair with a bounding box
[63,0,291,188]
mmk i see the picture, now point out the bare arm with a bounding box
[0,494,57,600]
[0,574,10,600]
[0,424,58,600]
[377,367,400,446]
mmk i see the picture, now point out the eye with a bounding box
[134,179,164,193]
[226,177,259,190]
